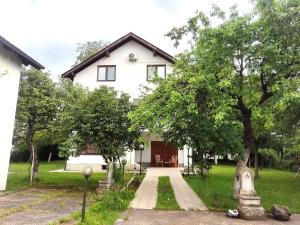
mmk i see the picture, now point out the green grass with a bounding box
[7,161,103,191]
[78,190,135,225]
[185,165,300,213]
[156,176,180,210]
[77,175,144,225]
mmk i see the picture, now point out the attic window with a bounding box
[147,65,166,81]
[97,65,116,81]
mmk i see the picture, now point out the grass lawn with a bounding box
[156,176,180,210]
[7,161,132,191]
[185,165,300,213]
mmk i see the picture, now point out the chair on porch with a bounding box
[169,155,178,167]
[155,154,164,167]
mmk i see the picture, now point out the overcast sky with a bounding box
[0,0,253,80]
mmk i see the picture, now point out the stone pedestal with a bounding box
[238,205,265,220]
[236,167,265,220]
[238,195,265,220]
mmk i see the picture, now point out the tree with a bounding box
[14,68,60,181]
[165,0,299,181]
[130,74,243,176]
[59,86,141,186]
[74,40,109,65]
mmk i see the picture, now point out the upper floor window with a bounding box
[97,65,116,81]
[147,65,166,81]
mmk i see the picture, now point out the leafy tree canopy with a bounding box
[14,68,60,179]
[74,40,109,65]
[59,86,141,163]
[164,0,300,165]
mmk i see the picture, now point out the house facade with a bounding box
[62,33,191,171]
[0,35,44,191]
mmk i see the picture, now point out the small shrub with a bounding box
[113,165,123,184]
[91,190,134,212]
[130,174,143,189]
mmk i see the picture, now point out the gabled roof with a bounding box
[62,32,175,79]
[0,35,44,70]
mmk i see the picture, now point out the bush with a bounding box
[92,190,134,211]
[113,165,123,184]
[259,148,279,168]
[130,174,144,189]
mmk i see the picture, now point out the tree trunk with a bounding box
[47,152,52,162]
[26,128,39,183]
[106,161,114,187]
[200,154,204,176]
[32,146,39,180]
[239,99,254,165]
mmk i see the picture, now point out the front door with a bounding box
[151,141,177,166]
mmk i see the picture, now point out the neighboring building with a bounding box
[62,32,191,171]
[0,35,44,191]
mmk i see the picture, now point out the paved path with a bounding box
[130,167,207,210]
[0,188,82,225]
[116,209,300,225]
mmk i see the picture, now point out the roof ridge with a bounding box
[62,32,174,79]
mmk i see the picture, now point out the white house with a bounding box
[0,35,44,191]
[62,33,191,171]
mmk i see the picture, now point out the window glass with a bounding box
[147,66,155,80]
[107,66,116,80]
[98,67,106,80]
[157,66,165,78]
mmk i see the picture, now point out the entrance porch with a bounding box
[134,132,190,168]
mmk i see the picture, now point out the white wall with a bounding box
[0,44,22,191]
[66,155,107,172]
[74,40,173,99]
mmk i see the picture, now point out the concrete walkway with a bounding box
[130,167,207,210]
[116,209,300,225]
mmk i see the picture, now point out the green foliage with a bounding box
[129,174,144,189]
[156,176,180,210]
[14,68,61,179]
[164,0,300,163]
[259,148,279,168]
[130,47,244,172]
[74,40,109,65]
[79,190,134,225]
[186,165,300,212]
[59,86,141,163]
[14,68,60,149]
[112,164,123,184]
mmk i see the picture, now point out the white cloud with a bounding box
[0,0,253,79]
